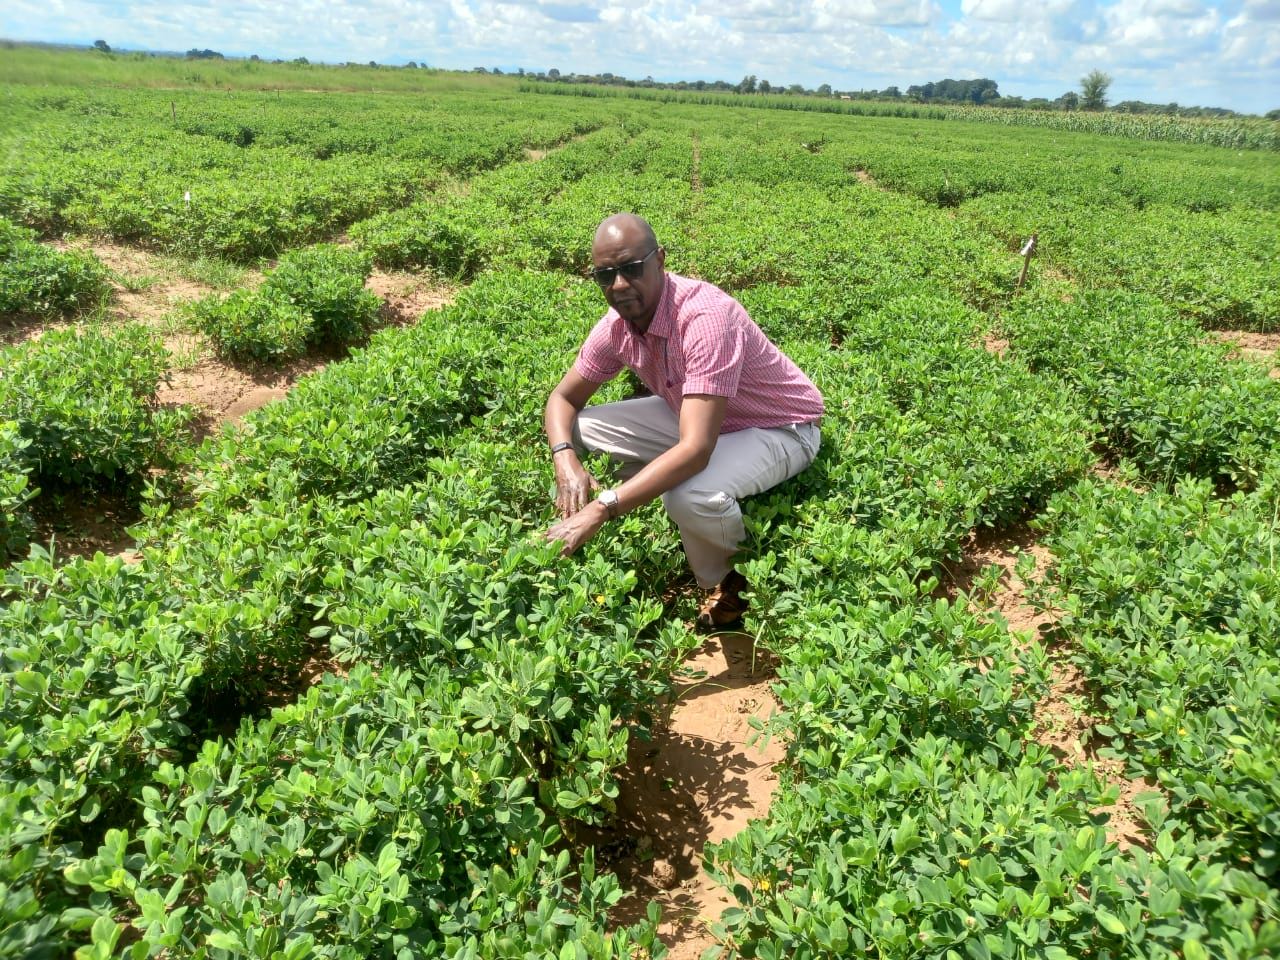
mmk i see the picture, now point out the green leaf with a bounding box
[891,814,921,856]
[207,930,244,951]
[79,793,102,823]
[1094,907,1126,935]
[13,670,46,696]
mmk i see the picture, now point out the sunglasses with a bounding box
[590,248,658,288]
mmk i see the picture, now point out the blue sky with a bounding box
[3,0,1278,113]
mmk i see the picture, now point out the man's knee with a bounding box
[662,481,735,525]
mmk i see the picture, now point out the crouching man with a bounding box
[543,213,824,629]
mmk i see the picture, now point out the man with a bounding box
[543,213,824,629]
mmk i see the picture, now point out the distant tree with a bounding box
[1080,69,1112,110]
[1056,90,1079,110]
[787,83,805,95]
[249,54,261,62]
[93,39,111,53]
[1268,108,1280,121]
[492,66,502,74]
[737,75,757,94]
[817,83,832,97]
[291,57,309,65]
[547,67,560,79]
[882,85,901,99]
[186,48,225,59]
[405,60,417,68]
[758,79,771,94]
[369,60,379,67]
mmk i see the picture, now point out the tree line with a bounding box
[84,41,1272,118]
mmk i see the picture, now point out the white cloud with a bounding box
[1144,0,1203,15]
[961,0,1022,21]
[815,0,939,26]
[1242,0,1280,19]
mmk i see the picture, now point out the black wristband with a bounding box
[550,441,574,455]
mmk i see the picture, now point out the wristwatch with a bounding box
[597,489,620,519]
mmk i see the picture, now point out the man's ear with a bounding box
[656,245,666,269]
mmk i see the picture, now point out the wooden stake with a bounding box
[171,101,176,122]
[1015,234,1038,294]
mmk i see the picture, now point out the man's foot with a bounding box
[696,570,749,631]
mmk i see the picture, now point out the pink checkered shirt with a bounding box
[574,272,824,432]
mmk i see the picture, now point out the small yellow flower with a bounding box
[509,844,520,856]
[958,858,971,868]
[1178,728,1187,736]
[758,877,772,892]
[595,594,606,605]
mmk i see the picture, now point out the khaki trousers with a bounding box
[573,396,821,588]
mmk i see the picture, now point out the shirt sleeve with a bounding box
[681,309,745,398]
[573,316,624,383]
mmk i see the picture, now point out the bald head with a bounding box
[590,213,666,331]
[594,213,658,253]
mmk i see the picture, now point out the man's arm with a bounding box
[544,394,727,555]
[545,369,602,518]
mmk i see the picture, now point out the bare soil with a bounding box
[603,632,785,959]
[943,525,1153,850]
[1210,329,1280,378]
[29,487,143,563]
[854,169,884,190]
[155,352,326,440]
[983,333,1010,358]
[1210,329,1280,353]
[366,269,454,325]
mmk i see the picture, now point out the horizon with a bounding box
[2,0,1278,115]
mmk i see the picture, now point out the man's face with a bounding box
[591,228,665,330]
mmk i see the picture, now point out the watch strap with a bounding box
[550,441,574,455]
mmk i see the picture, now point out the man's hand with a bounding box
[554,454,600,518]
[544,502,607,556]
[546,370,604,518]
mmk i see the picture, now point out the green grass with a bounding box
[0,42,525,94]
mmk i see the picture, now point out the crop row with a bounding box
[1000,290,1280,483]
[0,86,613,261]
[699,287,1279,954]
[1033,468,1280,895]
[968,199,1280,331]
[350,118,1018,316]
[0,272,698,957]
[523,83,1280,151]
[0,217,110,317]
[0,325,191,558]
[191,244,379,362]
